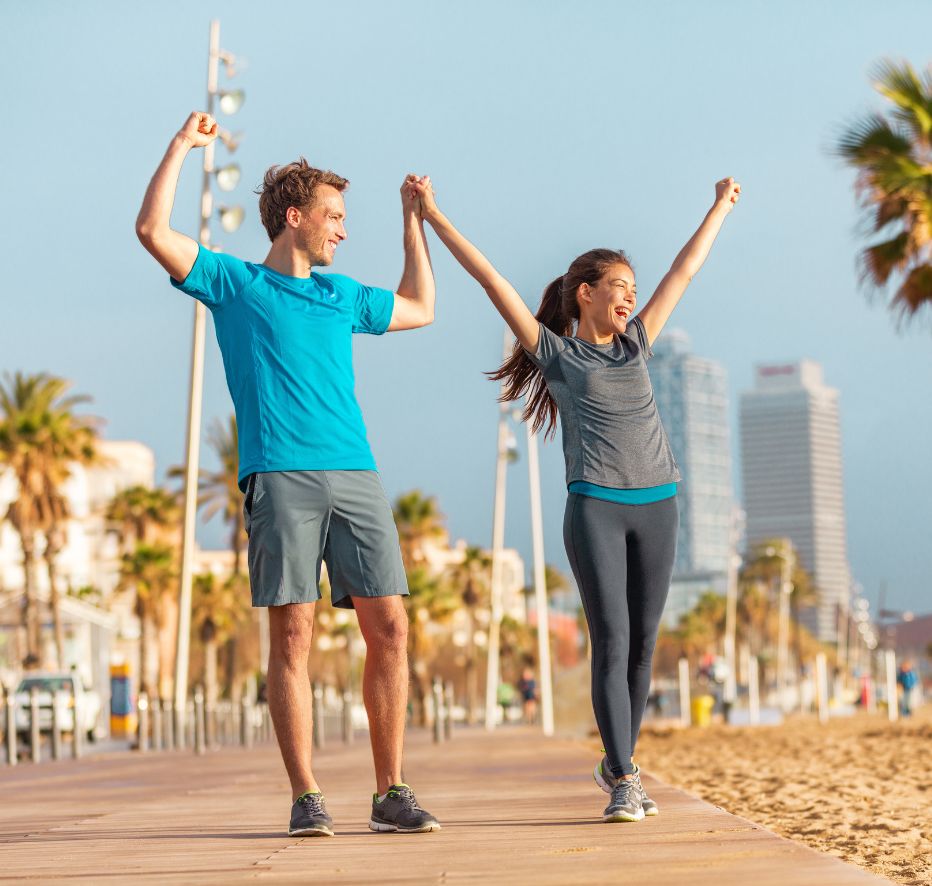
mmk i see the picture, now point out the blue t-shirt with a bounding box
[171,245,395,489]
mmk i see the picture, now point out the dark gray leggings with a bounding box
[563,493,678,777]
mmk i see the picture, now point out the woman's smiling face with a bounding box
[579,262,637,336]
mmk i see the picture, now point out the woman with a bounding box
[414,174,740,823]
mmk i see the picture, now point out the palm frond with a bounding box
[872,60,932,142]
[836,113,912,163]
[892,262,932,315]
[861,232,911,286]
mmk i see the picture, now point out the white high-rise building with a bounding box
[651,330,734,626]
[739,361,850,641]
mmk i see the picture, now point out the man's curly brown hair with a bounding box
[256,158,349,241]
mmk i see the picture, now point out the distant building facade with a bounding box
[650,329,735,626]
[739,361,851,641]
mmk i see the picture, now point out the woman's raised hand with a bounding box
[412,175,439,222]
[715,177,741,211]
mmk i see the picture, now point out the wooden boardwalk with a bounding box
[0,727,888,884]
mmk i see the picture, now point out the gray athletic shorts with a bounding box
[243,470,409,609]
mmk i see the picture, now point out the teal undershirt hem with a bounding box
[568,481,678,505]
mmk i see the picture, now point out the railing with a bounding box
[136,689,274,754]
[2,684,84,766]
[3,675,458,765]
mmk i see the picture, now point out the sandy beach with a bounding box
[631,706,931,885]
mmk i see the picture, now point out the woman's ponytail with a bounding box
[487,275,574,439]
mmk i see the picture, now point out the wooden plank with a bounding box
[0,729,888,884]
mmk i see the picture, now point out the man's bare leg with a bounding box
[267,602,318,801]
[354,596,409,794]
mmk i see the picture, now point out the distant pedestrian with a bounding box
[897,660,919,717]
[518,666,538,724]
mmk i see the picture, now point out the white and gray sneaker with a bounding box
[369,783,441,833]
[594,757,658,817]
[602,777,645,823]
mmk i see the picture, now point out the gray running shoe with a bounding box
[369,783,441,833]
[603,777,645,823]
[633,766,659,816]
[289,791,334,837]
[594,757,658,816]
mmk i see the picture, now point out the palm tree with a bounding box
[117,543,176,696]
[836,60,932,321]
[447,545,492,722]
[392,490,446,569]
[195,416,246,575]
[191,571,251,706]
[0,372,99,668]
[499,614,536,684]
[676,591,726,660]
[788,565,818,676]
[171,414,252,697]
[403,567,458,726]
[106,485,181,552]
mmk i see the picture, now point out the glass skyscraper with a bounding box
[739,361,851,642]
[650,330,735,627]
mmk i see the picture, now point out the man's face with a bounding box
[296,184,347,266]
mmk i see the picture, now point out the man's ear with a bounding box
[285,206,302,229]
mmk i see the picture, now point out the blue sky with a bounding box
[2,1,930,614]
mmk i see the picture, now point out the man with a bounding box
[136,111,439,837]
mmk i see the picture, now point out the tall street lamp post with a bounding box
[173,19,245,743]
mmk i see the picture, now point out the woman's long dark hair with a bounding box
[487,248,633,439]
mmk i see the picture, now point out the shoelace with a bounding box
[610,780,639,807]
[388,786,421,810]
[297,793,325,815]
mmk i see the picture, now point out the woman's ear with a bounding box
[578,282,591,304]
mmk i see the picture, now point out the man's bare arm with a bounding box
[388,174,435,331]
[136,112,217,281]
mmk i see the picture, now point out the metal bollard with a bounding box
[175,704,187,752]
[189,702,197,748]
[240,697,252,748]
[312,683,325,749]
[162,700,174,751]
[748,656,761,726]
[29,687,41,763]
[341,690,354,745]
[71,683,82,760]
[205,700,215,749]
[678,658,691,727]
[432,679,444,744]
[230,699,239,745]
[138,693,150,753]
[5,689,17,766]
[444,681,454,741]
[223,701,233,745]
[194,688,206,755]
[51,691,63,761]
[151,698,163,751]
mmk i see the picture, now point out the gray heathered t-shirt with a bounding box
[525,316,681,489]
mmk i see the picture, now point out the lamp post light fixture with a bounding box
[218,88,246,115]
[215,163,241,192]
[218,205,245,233]
[173,18,246,744]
